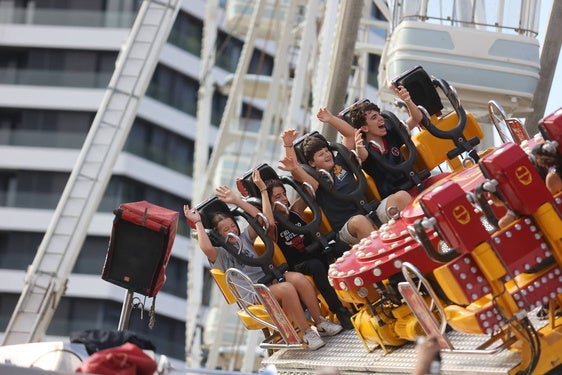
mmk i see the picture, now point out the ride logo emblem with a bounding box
[514,165,533,186]
[452,204,471,225]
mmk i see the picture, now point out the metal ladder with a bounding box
[2,0,181,345]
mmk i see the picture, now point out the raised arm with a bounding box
[252,169,276,237]
[184,204,218,262]
[215,185,261,241]
[279,131,319,190]
[317,107,355,150]
[393,84,423,130]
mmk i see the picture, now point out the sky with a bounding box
[539,1,561,115]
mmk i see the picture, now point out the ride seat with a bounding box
[210,268,304,349]
[395,66,484,172]
[411,111,483,172]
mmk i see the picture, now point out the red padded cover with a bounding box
[102,201,178,297]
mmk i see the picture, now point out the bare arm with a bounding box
[354,128,368,162]
[252,169,276,238]
[215,185,261,241]
[280,129,320,191]
[412,336,441,375]
[279,154,319,191]
[393,84,423,130]
[183,204,218,262]
[290,196,309,217]
[317,107,356,150]
[546,172,562,195]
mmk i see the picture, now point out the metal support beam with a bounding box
[526,0,562,135]
[317,0,365,142]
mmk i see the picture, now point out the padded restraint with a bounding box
[196,196,286,284]
[364,110,430,191]
[238,163,344,256]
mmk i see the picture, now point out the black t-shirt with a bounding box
[316,154,361,231]
[275,211,314,268]
[362,124,411,198]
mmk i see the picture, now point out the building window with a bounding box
[367,53,381,88]
[168,11,203,57]
[0,230,188,299]
[0,231,41,270]
[0,108,195,176]
[0,0,139,28]
[147,64,199,115]
[125,117,195,176]
[0,170,68,208]
[0,108,93,148]
[0,294,18,332]
[0,171,189,236]
[0,47,116,88]
[215,30,273,75]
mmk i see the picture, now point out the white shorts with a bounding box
[375,197,391,224]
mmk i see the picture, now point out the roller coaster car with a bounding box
[196,196,305,349]
[236,163,349,261]
[408,142,562,374]
[293,131,383,227]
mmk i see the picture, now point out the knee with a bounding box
[389,190,412,209]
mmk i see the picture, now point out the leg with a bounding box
[376,190,412,223]
[346,214,374,242]
[269,280,311,333]
[283,271,324,322]
[296,259,354,330]
[296,259,343,313]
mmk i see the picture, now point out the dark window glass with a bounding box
[0,108,92,148]
[0,171,189,236]
[367,53,381,88]
[147,65,198,115]
[0,230,188,298]
[168,11,203,56]
[0,47,116,88]
[0,231,41,269]
[0,294,19,332]
[215,30,273,75]
[0,108,194,175]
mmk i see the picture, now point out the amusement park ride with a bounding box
[1,0,562,374]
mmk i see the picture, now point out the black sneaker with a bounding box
[335,308,354,330]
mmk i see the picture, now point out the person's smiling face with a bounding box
[309,147,335,171]
[216,217,239,243]
[362,109,386,137]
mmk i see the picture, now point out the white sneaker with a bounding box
[303,328,325,350]
[316,317,343,337]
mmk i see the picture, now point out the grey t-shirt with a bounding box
[210,228,265,283]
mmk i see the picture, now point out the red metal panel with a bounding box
[479,142,551,214]
[420,180,489,253]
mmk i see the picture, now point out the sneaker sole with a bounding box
[318,326,343,337]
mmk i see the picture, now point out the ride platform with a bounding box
[263,308,550,375]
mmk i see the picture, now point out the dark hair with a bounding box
[349,101,381,129]
[265,179,284,197]
[302,135,329,163]
[531,143,562,169]
[210,212,236,231]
